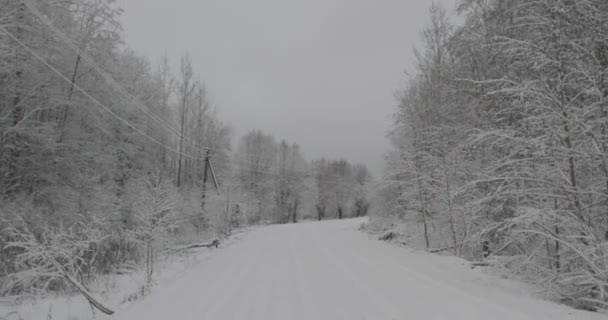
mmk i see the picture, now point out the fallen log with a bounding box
[44,254,115,315]
[171,239,220,252]
[187,239,220,249]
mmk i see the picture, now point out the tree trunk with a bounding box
[552,198,561,271]
[415,163,430,249]
[292,198,298,223]
[3,2,26,196]
[563,125,584,223]
[46,254,115,315]
[545,237,553,270]
[442,156,458,255]
[257,199,263,223]
[421,210,430,249]
[58,50,83,143]
[316,204,324,221]
[176,115,185,187]
[555,226,561,272]
[146,240,153,286]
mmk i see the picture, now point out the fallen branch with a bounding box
[378,231,400,241]
[428,246,455,253]
[170,239,220,252]
[470,261,494,268]
[44,254,115,315]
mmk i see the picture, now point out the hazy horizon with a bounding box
[117,0,458,176]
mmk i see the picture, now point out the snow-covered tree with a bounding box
[129,173,179,286]
[375,0,608,308]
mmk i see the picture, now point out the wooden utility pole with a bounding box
[201,148,220,213]
[201,148,210,212]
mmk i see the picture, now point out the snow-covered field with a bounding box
[3,219,606,320]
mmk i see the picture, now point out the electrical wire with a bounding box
[7,2,366,187]
[0,24,206,161]
[19,0,211,155]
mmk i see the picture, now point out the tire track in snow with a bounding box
[114,219,606,320]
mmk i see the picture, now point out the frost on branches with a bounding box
[373,0,608,310]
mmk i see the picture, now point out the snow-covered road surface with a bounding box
[116,218,605,320]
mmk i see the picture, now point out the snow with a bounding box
[2,219,604,319]
[111,218,605,320]
[0,231,247,320]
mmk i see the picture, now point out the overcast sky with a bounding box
[117,0,458,177]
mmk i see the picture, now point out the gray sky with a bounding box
[117,0,458,177]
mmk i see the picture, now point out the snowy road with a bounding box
[116,219,604,320]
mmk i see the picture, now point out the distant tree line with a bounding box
[313,159,371,221]
[230,129,372,225]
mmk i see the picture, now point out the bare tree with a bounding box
[175,54,195,187]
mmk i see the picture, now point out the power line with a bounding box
[19,0,210,155]
[0,24,205,161]
[231,165,352,188]
[11,1,362,186]
[234,157,357,182]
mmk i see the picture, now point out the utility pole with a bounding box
[200,148,220,214]
[201,148,210,212]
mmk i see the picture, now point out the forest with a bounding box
[3,0,608,316]
[0,0,371,308]
[372,0,608,311]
